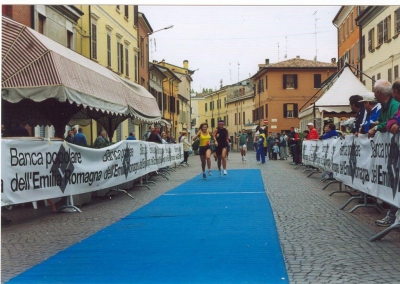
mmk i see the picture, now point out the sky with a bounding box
[139,5,341,93]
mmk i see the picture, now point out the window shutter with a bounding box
[283,104,288,118]
[294,104,298,118]
[177,101,180,114]
[211,118,215,128]
[314,74,321,88]
[294,75,298,89]
[265,104,268,118]
[283,75,287,89]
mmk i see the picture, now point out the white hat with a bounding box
[359,91,377,102]
[307,122,314,126]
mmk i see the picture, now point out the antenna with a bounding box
[238,62,240,82]
[229,63,232,84]
[277,42,280,62]
[285,36,287,59]
[313,11,318,61]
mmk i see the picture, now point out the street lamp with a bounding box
[146,25,174,38]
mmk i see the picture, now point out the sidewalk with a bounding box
[2,151,400,283]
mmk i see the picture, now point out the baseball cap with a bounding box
[307,122,314,126]
[359,91,377,102]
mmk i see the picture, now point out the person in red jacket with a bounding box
[306,123,319,139]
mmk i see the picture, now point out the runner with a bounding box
[213,120,229,176]
[237,129,248,161]
[192,122,213,179]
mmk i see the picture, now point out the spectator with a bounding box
[127,132,136,140]
[147,124,162,143]
[375,78,400,227]
[93,131,110,148]
[267,131,275,160]
[368,79,400,138]
[65,130,74,143]
[288,127,300,165]
[72,128,87,146]
[358,92,381,134]
[144,125,154,141]
[72,127,77,137]
[278,133,287,160]
[319,123,338,140]
[349,94,366,135]
[180,128,191,165]
[306,123,319,140]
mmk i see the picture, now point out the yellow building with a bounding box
[152,60,197,140]
[190,92,208,136]
[226,78,257,149]
[75,5,140,143]
[202,86,228,133]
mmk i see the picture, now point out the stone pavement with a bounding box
[2,150,400,283]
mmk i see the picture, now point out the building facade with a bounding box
[75,5,140,142]
[252,57,337,134]
[357,6,400,89]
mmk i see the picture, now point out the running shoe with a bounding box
[203,173,206,179]
[208,170,212,176]
[223,170,227,175]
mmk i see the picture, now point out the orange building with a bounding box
[252,57,337,134]
[332,6,368,72]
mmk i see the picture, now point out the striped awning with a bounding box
[1,16,161,122]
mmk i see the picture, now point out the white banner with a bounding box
[1,139,183,206]
[302,132,400,208]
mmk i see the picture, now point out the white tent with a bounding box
[298,66,370,131]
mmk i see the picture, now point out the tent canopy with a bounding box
[299,67,370,118]
[1,16,161,137]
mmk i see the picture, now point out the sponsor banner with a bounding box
[302,132,400,207]
[1,139,183,206]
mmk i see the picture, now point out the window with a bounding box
[395,65,399,80]
[395,8,400,35]
[368,28,375,52]
[351,12,354,31]
[372,75,375,83]
[238,113,241,125]
[283,74,297,89]
[283,103,298,118]
[205,103,207,112]
[351,45,354,65]
[140,37,144,67]
[314,74,322,88]
[67,30,73,49]
[346,17,349,36]
[377,73,381,80]
[378,21,383,45]
[384,16,391,42]
[265,75,268,89]
[388,68,392,83]
[177,100,180,115]
[124,5,129,19]
[125,47,129,77]
[211,118,215,128]
[242,112,245,125]
[134,55,138,83]
[116,124,122,141]
[38,14,45,34]
[361,35,365,58]
[91,22,97,60]
[107,34,111,67]
[234,113,237,125]
[356,40,360,62]
[116,5,120,10]
[117,42,123,74]
[265,104,268,118]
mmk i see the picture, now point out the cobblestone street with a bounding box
[2,151,400,283]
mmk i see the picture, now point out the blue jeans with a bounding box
[256,146,266,163]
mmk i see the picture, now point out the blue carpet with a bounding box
[8,169,288,284]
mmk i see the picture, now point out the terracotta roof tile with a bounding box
[265,58,337,68]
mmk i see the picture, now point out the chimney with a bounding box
[183,60,189,69]
[296,55,300,59]
[265,59,269,65]
[331,58,337,64]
